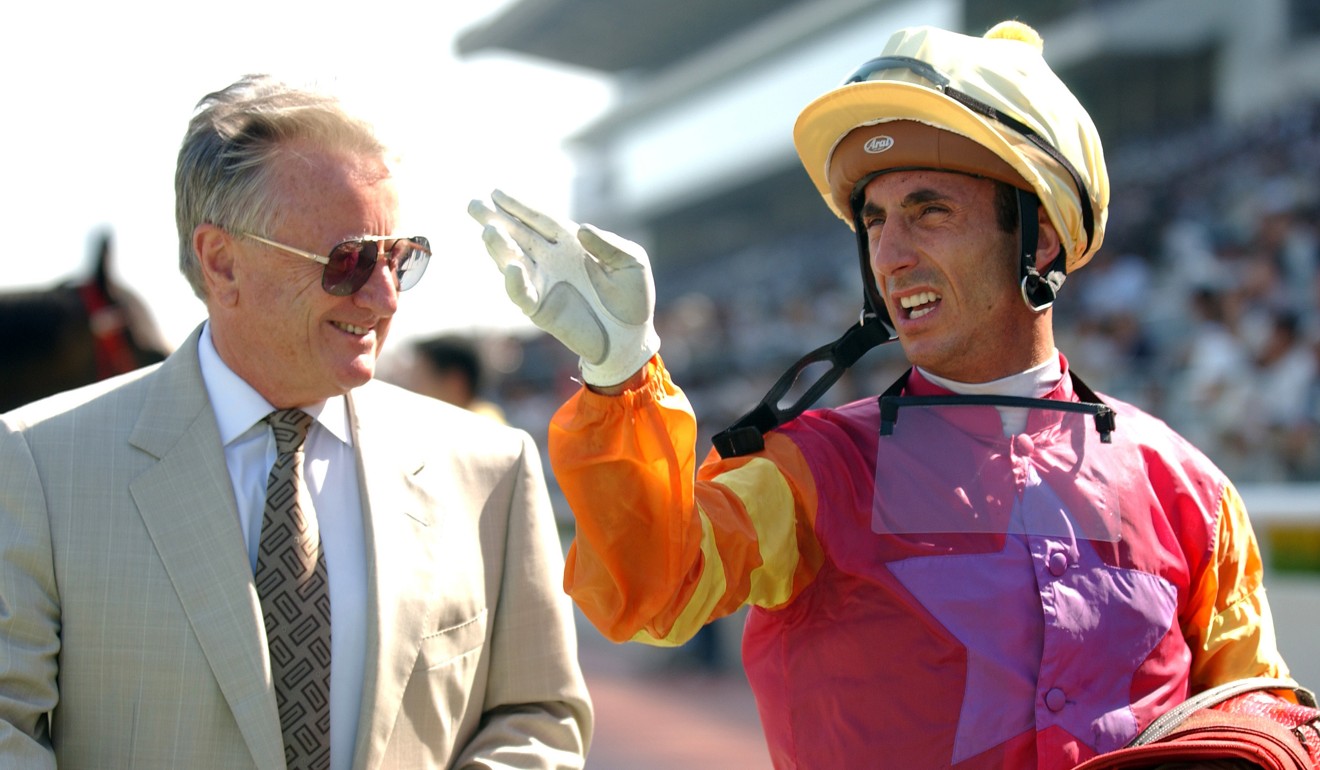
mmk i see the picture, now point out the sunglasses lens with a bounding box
[322,241,378,296]
[394,237,431,291]
[318,237,430,295]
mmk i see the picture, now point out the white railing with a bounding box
[1240,484,1320,524]
[1238,484,1320,689]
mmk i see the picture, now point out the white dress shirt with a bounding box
[198,323,366,770]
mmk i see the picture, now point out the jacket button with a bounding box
[1046,687,1067,712]
[1048,550,1069,576]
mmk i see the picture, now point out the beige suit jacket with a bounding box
[0,329,591,769]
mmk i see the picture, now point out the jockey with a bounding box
[470,20,1301,769]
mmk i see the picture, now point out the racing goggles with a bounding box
[842,55,1095,254]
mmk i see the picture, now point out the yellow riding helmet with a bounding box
[794,21,1110,272]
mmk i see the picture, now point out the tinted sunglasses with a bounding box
[243,232,432,296]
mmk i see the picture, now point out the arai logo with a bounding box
[863,135,895,154]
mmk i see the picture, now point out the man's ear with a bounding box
[1035,206,1063,271]
[194,224,239,306]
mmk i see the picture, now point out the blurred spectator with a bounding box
[1251,311,1319,480]
[410,335,507,423]
[1166,287,1253,470]
[1065,250,1159,404]
[1252,177,1318,319]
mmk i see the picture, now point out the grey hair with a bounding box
[174,74,385,299]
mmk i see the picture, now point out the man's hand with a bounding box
[468,189,659,388]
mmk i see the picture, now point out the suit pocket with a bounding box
[384,609,490,763]
[417,608,487,671]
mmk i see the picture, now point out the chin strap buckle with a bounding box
[1016,188,1067,313]
[1021,267,1065,312]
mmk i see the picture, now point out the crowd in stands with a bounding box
[420,99,1320,489]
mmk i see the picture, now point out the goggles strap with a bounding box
[942,88,1096,255]
[844,55,1096,255]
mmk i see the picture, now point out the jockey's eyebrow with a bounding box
[860,187,949,221]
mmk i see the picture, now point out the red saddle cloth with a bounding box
[1073,679,1320,770]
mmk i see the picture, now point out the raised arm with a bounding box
[468,194,825,645]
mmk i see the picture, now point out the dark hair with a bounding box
[994,181,1020,234]
[415,336,483,393]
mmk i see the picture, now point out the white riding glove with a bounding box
[468,189,660,387]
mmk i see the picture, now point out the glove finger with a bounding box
[578,224,649,270]
[491,189,569,245]
[579,225,653,325]
[477,221,527,273]
[502,261,541,316]
[467,197,498,226]
[473,197,552,263]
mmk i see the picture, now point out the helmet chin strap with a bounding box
[1018,188,1066,311]
[709,195,897,459]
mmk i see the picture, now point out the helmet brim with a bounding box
[795,78,1101,272]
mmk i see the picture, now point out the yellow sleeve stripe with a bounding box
[712,458,801,609]
[630,511,728,646]
[1187,481,1294,690]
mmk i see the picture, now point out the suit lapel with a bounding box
[127,331,285,770]
[346,386,440,770]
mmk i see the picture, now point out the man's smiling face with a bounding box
[209,141,402,407]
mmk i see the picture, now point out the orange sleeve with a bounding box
[550,356,823,646]
[1183,480,1296,693]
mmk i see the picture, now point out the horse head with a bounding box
[0,231,173,412]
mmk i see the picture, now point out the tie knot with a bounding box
[266,409,314,454]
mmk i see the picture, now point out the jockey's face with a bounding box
[861,170,1057,383]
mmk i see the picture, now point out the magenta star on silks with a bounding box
[886,473,1177,764]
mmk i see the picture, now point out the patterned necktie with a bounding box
[255,408,331,770]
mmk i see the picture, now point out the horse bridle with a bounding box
[76,281,144,380]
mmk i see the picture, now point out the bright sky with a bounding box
[1,0,612,350]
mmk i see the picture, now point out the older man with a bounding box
[0,75,591,770]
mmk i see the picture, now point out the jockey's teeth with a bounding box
[336,322,368,335]
[900,291,941,319]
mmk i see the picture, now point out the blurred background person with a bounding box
[407,334,508,423]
